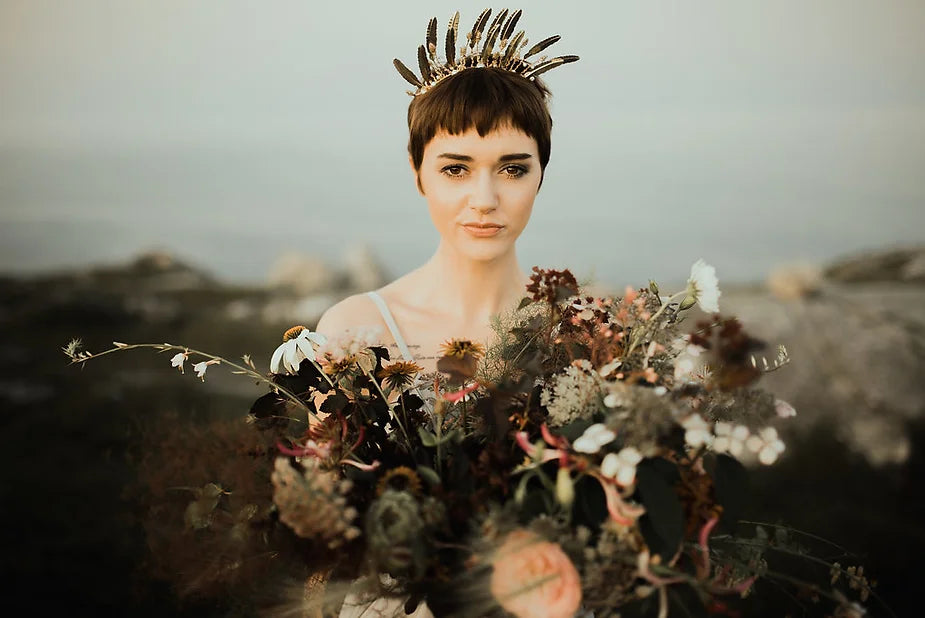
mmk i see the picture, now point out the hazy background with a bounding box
[2,0,923,286]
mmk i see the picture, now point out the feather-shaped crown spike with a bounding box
[468,8,492,52]
[393,7,579,97]
[426,18,438,61]
[500,9,522,43]
[446,11,460,66]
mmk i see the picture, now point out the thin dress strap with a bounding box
[365,291,414,362]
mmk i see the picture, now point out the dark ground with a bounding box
[1,258,921,617]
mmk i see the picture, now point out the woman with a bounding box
[316,7,577,384]
[313,9,578,617]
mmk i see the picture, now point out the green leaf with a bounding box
[514,472,532,505]
[557,418,594,442]
[573,475,607,529]
[417,427,438,447]
[517,296,534,311]
[635,459,684,560]
[416,466,442,487]
[708,454,749,531]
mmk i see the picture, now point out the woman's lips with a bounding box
[462,224,504,238]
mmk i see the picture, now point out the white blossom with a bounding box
[674,357,696,381]
[193,358,220,381]
[170,352,187,373]
[597,358,622,378]
[686,344,705,357]
[540,361,603,426]
[687,259,721,313]
[746,427,786,464]
[573,423,616,454]
[682,413,713,448]
[601,447,643,487]
[775,399,797,418]
[270,327,327,375]
[712,422,750,457]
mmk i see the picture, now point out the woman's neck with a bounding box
[411,242,529,326]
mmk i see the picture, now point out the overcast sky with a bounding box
[1,0,923,286]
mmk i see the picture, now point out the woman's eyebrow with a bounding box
[436,153,533,162]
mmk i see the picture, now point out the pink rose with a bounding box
[490,529,582,618]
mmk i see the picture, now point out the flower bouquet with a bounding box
[65,261,877,617]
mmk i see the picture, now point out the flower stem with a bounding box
[67,342,318,421]
[361,366,412,451]
[625,291,686,359]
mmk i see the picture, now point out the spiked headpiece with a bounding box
[393,8,579,97]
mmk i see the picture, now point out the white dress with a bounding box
[336,292,435,618]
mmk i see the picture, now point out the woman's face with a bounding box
[413,124,542,262]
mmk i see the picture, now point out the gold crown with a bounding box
[393,8,579,97]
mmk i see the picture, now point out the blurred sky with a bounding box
[1,0,923,287]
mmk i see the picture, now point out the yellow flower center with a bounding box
[376,466,423,496]
[283,325,307,342]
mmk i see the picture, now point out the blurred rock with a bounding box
[260,292,337,326]
[343,244,387,291]
[766,262,823,301]
[118,250,215,291]
[266,252,337,296]
[722,282,925,466]
[825,246,925,284]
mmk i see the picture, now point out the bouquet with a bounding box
[64,261,877,617]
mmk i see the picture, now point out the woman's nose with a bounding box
[468,173,499,213]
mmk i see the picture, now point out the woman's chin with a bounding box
[452,242,512,263]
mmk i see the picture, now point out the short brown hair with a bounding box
[407,67,553,190]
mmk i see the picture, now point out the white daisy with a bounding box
[746,427,786,465]
[686,259,721,314]
[573,423,617,454]
[601,447,643,487]
[270,326,327,375]
[712,422,750,457]
[682,413,713,448]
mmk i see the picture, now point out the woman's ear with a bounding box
[409,154,425,196]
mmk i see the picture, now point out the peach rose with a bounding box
[490,529,582,618]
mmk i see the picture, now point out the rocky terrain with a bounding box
[0,246,922,616]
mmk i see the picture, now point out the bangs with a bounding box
[407,68,553,172]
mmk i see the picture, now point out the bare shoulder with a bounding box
[314,292,382,339]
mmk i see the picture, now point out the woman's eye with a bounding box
[504,165,528,178]
[441,165,466,177]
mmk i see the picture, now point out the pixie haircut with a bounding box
[407,67,552,190]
